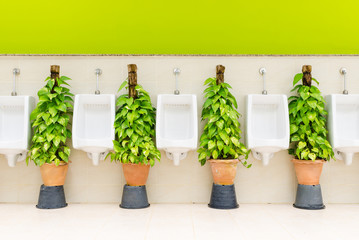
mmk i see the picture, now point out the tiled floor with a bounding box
[1,203,358,240]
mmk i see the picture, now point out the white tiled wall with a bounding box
[0,55,359,204]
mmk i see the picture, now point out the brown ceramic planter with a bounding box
[40,162,69,186]
[292,159,325,185]
[208,159,239,185]
[122,163,150,186]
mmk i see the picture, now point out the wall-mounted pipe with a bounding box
[11,68,20,96]
[95,68,102,95]
[173,68,180,95]
[340,67,348,95]
[259,67,267,95]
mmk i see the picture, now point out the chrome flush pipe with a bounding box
[259,67,267,95]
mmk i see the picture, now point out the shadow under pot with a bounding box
[292,159,326,210]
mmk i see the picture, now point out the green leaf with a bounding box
[48,107,57,117]
[290,124,298,134]
[291,134,300,142]
[293,73,303,86]
[204,77,215,85]
[308,153,316,160]
[307,112,316,121]
[300,91,310,101]
[219,131,229,145]
[307,100,317,109]
[298,141,307,149]
[37,87,49,96]
[230,137,240,147]
[212,150,218,159]
[312,77,319,85]
[56,103,67,112]
[217,140,224,151]
[203,98,212,109]
[208,140,216,150]
[118,81,128,92]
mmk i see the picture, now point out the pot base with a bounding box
[120,184,150,209]
[36,184,68,209]
[293,184,325,210]
[208,183,239,209]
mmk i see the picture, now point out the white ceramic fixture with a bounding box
[326,94,359,165]
[156,94,198,165]
[72,94,115,166]
[246,94,290,165]
[0,96,35,167]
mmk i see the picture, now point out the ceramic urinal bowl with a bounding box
[246,94,290,166]
[72,94,115,166]
[0,96,35,167]
[326,94,359,165]
[156,94,198,166]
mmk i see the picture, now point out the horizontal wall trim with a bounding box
[1,54,359,57]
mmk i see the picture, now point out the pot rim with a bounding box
[292,159,325,164]
[208,159,239,163]
[42,161,70,166]
[122,162,150,166]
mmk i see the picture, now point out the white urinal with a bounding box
[156,94,198,166]
[72,94,115,166]
[246,94,290,166]
[326,94,359,165]
[0,96,35,167]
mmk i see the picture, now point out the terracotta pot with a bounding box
[292,159,325,185]
[40,162,69,186]
[208,159,239,185]
[122,163,150,186]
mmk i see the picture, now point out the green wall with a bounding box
[1,0,358,54]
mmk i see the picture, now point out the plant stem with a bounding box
[302,65,312,87]
[216,65,225,85]
[128,64,137,99]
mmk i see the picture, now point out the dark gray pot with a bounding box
[293,184,325,210]
[208,183,239,209]
[36,184,67,209]
[120,184,150,209]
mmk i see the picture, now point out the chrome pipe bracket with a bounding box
[340,68,348,95]
[173,68,181,95]
[259,67,267,95]
[95,68,102,95]
[11,68,20,96]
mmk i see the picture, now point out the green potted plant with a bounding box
[108,65,160,209]
[198,65,250,209]
[288,65,334,210]
[27,65,73,209]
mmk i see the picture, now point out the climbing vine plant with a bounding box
[198,77,251,167]
[108,80,161,166]
[288,73,334,161]
[27,76,73,166]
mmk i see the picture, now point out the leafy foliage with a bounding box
[27,76,73,166]
[288,73,334,161]
[108,80,161,166]
[198,77,251,167]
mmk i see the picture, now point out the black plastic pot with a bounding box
[36,184,68,209]
[120,184,150,209]
[208,183,239,209]
[293,184,325,210]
